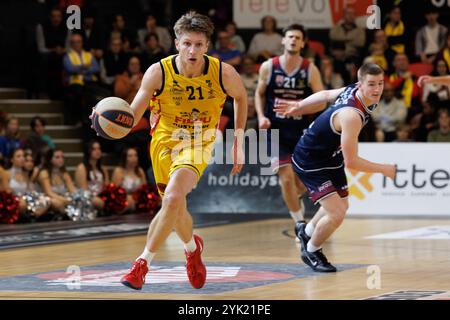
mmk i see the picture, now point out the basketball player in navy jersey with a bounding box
[255,24,325,232]
[274,63,396,272]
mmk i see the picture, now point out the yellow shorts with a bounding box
[150,139,214,196]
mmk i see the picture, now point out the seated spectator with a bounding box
[5,148,51,219]
[209,30,242,69]
[384,6,406,55]
[35,7,68,99]
[328,41,352,84]
[0,117,23,161]
[114,56,144,104]
[215,21,246,54]
[63,33,100,125]
[111,147,147,213]
[329,6,365,64]
[388,53,421,112]
[427,107,450,142]
[247,15,283,63]
[140,33,166,71]
[393,123,414,142]
[320,56,344,89]
[75,140,109,210]
[415,6,447,64]
[364,30,396,73]
[435,32,450,71]
[38,148,76,218]
[422,58,450,105]
[109,14,138,53]
[137,14,172,54]
[239,56,258,129]
[100,37,129,87]
[77,9,105,60]
[411,96,438,141]
[372,82,407,142]
[24,116,55,163]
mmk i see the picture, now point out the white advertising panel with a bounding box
[347,143,450,216]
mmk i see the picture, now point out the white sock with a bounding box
[137,247,155,264]
[184,236,197,253]
[305,223,315,238]
[307,241,322,253]
[289,207,305,222]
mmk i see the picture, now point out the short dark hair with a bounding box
[282,24,307,39]
[144,32,159,43]
[357,63,384,81]
[30,116,46,131]
[261,15,277,31]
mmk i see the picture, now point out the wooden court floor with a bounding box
[0,216,449,300]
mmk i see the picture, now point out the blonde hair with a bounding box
[173,11,214,40]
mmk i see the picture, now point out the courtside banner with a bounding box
[347,143,450,216]
[233,0,375,29]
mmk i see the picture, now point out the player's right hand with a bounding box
[383,164,397,180]
[258,116,271,129]
[273,98,301,118]
[418,75,432,87]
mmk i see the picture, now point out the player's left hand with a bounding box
[418,75,432,87]
[231,137,244,176]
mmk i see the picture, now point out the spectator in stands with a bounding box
[427,108,450,142]
[388,53,420,111]
[435,32,450,72]
[329,6,365,64]
[114,56,144,104]
[112,147,147,213]
[140,33,165,72]
[239,56,258,129]
[38,148,76,218]
[215,21,246,54]
[328,41,352,84]
[5,148,50,218]
[36,7,68,99]
[24,116,55,163]
[320,55,344,89]
[384,6,406,55]
[411,96,438,141]
[422,58,450,105]
[77,9,105,60]
[365,30,396,73]
[63,32,100,125]
[415,6,447,64]
[75,140,109,210]
[209,30,242,69]
[372,82,408,142]
[100,37,129,87]
[0,164,6,191]
[394,123,413,142]
[0,117,23,161]
[137,14,172,54]
[247,16,283,63]
[109,14,138,53]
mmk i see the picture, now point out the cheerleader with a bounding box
[111,147,147,213]
[75,140,109,210]
[5,148,50,218]
[37,148,76,216]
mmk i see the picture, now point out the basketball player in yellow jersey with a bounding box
[120,11,248,290]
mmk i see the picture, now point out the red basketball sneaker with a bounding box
[121,258,148,290]
[185,234,206,289]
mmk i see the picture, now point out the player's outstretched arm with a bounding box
[129,63,163,127]
[339,109,396,180]
[418,75,450,87]
[221,62,248,175]
[273,86,346,117]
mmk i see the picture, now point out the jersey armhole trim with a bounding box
[265,59,273,85]
[153,61,165,97]
[330,107,365,135]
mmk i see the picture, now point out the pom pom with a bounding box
[0,191,20,224]
[98,183,128,214]
[132,184,161,216]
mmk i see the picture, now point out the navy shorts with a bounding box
[292,160,349,204]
